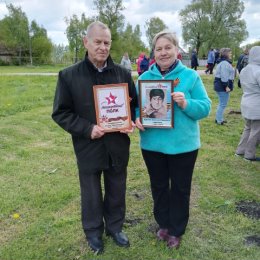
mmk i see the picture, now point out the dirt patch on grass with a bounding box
[236,201,260,248]
[228,110,241,114]
[236,201,260,219]
[147,222,158,233]
[131,192,145,200]
[245,235,260,247]
[125,217,143,227]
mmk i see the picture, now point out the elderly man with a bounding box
[52,21,137,254]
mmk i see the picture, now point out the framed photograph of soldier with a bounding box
[138,80,174,128]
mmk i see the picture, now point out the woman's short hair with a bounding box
[152,30,179,50]
[220,48,231,59]
[149,89,165,100]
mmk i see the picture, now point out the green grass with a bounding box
[0,71,259,260]
[0,64,67,73]
[0,64,137,74]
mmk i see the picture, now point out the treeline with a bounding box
[0,4,52,65]
[0,0,257,66]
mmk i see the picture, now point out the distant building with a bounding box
[0,45,16,64]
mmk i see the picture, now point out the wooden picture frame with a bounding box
[93,83,132,132]
[138,80,174,128]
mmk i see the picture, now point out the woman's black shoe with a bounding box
[215,120,227,125]
[244,157,260,162]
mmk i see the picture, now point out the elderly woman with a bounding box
[214,48,235,125]
[235,46,260,161]
[135,30,211,249]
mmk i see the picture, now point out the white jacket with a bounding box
[240,46,260,120]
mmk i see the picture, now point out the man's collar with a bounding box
[94,62,107,72]
[85,52,114,71]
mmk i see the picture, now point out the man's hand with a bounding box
[91,125,105,139]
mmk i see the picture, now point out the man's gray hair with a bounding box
[86,21,111,38]
[220,48,231,59]
[152,30,179,50]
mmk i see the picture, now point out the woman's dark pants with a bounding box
[142,149,198,237]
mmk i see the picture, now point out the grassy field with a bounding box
[0,64,137,73]
[0,70,259,260]
[0,65,67,73]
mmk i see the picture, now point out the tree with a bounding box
[30,20,53,64]
[117,23,147,62]
[0,4,30,64]
[145,17,168,48]
[31,36,52,64]
[93,0,125,34]
[65,14,94,63]
[93,0,125,60]
[131,24,147,58]
[244,41,260,50]
[64,1,147,63]
[180,0,248,56]
[0,4,53,65]
[30,20,48,38]
[51,44,76,64]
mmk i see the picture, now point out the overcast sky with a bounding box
[0,0,259,50]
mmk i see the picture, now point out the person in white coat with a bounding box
[235,46,260,161]
[120,52,132,72]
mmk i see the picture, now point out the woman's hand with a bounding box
[226,87,231,92]
[120,121,136,134]
[135,118,145,131]
[171,92,187,109]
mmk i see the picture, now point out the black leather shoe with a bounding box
[215,119,227,125]
[107,231,130,247]
[244,157,260,162]
[86,237,104,254]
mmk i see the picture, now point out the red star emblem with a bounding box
[106,92,117,104]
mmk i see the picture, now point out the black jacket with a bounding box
[52,54,138,173]
[191,52,199,67]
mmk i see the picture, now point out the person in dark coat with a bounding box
[140,54,150,74]
[213,48,220,68]
[191,49,199,70]
[205,48,215,74]
[236,49,249,88]
[52,21,137,254]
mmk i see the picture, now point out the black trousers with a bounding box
[205,63,214,74]
[142,149,198,237]
[78,164,127,238]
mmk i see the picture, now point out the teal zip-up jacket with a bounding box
[136,61,211,154]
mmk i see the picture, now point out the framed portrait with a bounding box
[138,80,174,128]
[93,83,132,132]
